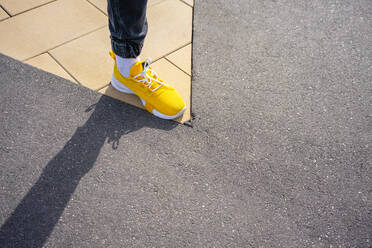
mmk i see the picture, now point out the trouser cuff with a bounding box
[111,37,144,58]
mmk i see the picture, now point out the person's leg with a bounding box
[107,0,186,119]
[107,0,148,59]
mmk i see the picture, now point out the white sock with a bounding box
[116,55,139,77]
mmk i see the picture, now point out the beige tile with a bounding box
[181,0,193,7]
[99,59,191,123]
[0,6,9,20]
[141,0,193,60]
[0,0,53,15]
[24,53,76,82]
[87,0,166,15]
[50,28,112,90]
[166,43,192,75]
[49,0,192,91]
[0,0,106,61]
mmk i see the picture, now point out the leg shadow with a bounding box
[0,95,176,248]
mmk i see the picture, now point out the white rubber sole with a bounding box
[111,75,135,94]
[111,75,186,120]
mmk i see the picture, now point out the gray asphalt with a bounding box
[0,0,371,247]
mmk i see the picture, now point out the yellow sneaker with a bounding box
[109,50,186,120]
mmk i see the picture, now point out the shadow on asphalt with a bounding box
[0,95,177,248]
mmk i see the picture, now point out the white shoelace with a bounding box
[132,58,168,92]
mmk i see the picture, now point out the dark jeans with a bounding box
[107,0,148,58]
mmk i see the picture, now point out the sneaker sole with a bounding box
[111,75,135,94]
[111,76,186,120]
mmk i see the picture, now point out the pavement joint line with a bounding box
[164,57,191,77]
[178,0,193,8]
[86,0,108,17]
[2,0,58,18]
[47,52,82,85]
[153,42,192,63]
[189,2,195,120]
[0,5,12,19]
[22,25,107,62]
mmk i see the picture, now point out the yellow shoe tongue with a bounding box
[129,61,144,78]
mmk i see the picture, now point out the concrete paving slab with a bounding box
[0,0,107,61]
[0,0,371,247]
